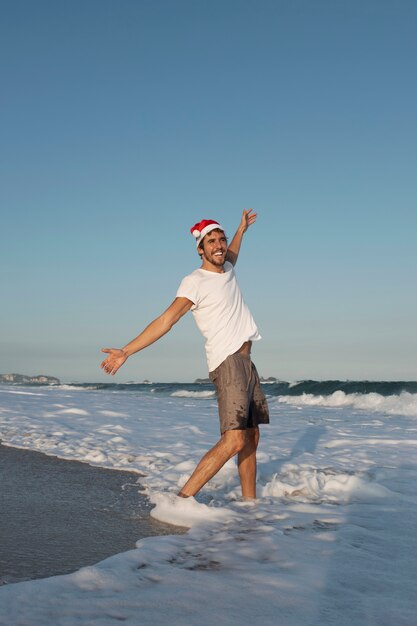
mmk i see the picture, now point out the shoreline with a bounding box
[0,442,184,585]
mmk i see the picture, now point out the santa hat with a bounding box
[190,219,224,247]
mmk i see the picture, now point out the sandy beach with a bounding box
[0,382,416,625]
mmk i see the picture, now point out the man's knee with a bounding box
[222,428,259,455]
[242,428,259,454]
[222,429,248,455]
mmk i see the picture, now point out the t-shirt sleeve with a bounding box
[176,275,199,307]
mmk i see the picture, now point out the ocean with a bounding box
[0,379,416,625]
[48,378,417,396]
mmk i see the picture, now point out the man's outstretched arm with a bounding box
[225,208,257,266]
[101,297,193,375]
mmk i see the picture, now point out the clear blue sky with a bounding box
[1,0,416,382]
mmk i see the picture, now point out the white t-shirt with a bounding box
[176,261,261,372]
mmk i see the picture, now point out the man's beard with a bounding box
[203,250,225,266]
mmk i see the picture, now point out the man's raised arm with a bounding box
[225,208,257,266]
[100,297,193,376]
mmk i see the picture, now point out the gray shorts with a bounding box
[209,353,270,434]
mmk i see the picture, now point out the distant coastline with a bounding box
[0,374,278,387]
[0,373,61,385]
[2,375,416,398]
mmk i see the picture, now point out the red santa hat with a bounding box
[190,219,224,247]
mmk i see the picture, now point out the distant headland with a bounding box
[0,373,61,385]
[0,373,277,386]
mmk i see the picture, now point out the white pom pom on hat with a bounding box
[190,219,224,247]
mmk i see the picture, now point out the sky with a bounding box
[1,0,416,383]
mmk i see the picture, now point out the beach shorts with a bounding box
[209,352,270,434]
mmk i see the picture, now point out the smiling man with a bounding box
[101,209,269,499]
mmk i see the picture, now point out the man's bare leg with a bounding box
[237,427,259,499]
[178,430,248,498]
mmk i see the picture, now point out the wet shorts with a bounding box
[209,352,270,434]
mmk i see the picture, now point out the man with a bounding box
[101,209,269,499]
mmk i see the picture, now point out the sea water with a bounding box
[0,380,416,625]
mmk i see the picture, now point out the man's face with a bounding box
[200,229,228,268]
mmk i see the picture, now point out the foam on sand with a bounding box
[261,465,393,503]
[149,492,234,527]
[0,383,416,625]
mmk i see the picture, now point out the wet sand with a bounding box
[0,442,184,585]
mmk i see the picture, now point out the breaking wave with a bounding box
[170,390,216,399]
[278,390,417,417]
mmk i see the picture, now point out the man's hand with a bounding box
[101,348,128,376]
[239,208,257,233]
[226,208,258,266]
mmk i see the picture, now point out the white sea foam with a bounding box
[150,492,234,527]
[56,384,92,391]
[170,389,216,399]
[0,389,46,396]
[0,383,416,625]
[98,410,128,418]
[278,390,417,417]
[261,465,392,503]
[56,407,90,415]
